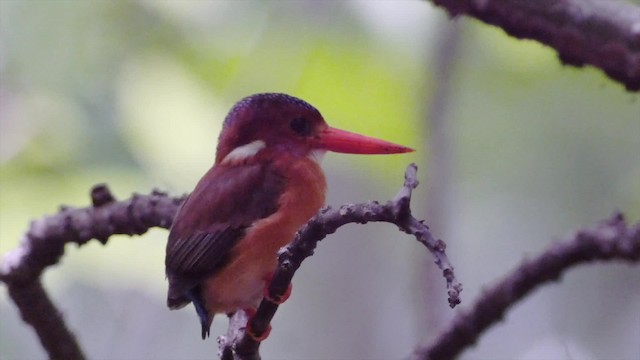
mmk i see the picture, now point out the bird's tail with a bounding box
[166,274,212,339]
[184,287,212,339]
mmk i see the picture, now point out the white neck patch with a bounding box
[308,149,326,164]
[221,140,266,165]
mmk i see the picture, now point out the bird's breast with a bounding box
[203,155,327,314]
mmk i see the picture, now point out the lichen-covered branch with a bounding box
[219,164,461,360]
[429,0,640,91]
[412,212,640,360]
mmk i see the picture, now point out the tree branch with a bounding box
[0,185,185,360]
[5,279,86,360]
[218,164,462,359]
[429,0,640,91]
[2,166,639,360]
[1,165,458,360]
[412,212,640,360]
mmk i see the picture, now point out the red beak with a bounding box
[316,127,414,154]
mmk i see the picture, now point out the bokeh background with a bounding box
[1,1,639,359]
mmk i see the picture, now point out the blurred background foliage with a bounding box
[1,1,639,359]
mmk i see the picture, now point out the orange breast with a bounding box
[203,155,326,316]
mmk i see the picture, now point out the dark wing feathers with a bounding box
[165,163,285,307]
[167,228,242,276]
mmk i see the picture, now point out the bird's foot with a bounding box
[243,307,271,341]
[262,273,292,304]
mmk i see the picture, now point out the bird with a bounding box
[165,93,413,340]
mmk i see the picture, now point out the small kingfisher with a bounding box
[165,93,413,340]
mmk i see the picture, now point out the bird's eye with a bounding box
[290,117,312,136]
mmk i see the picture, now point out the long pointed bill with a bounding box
[316,127,414,154]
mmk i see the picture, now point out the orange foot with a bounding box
[243,308,271,342]
[262,273,293,304]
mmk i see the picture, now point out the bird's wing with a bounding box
[165,162,285,307]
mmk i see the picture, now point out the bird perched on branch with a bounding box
[165,93,413,340]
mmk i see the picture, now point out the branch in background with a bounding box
[219,164,462,359]
[0,186,185,360]
[430,0,640,91]
[412,213,640,360]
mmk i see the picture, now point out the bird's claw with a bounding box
[242,308,271,342]
[262,273,293,304]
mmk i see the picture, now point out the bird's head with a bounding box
[215,93,413,165]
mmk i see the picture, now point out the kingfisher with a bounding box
[165,93,413,340]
